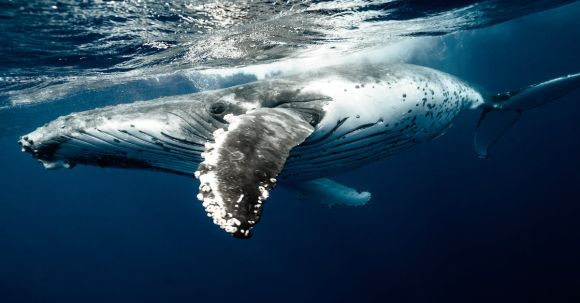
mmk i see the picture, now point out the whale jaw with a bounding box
[19,134,75,170]
[18,102,217,175]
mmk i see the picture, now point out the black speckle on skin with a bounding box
[113,139,120,143]
[355,85,360,89]
[356,115,360,118]
[402,94,406,98]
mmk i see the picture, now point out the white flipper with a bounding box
[286,178,371,207]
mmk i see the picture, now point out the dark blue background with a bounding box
[1,3,580,303]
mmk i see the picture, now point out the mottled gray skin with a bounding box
[19,77,328,175]
[196,108,314,238]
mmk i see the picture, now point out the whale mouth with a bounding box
[18,102,220,175]
[18,134,72,169]
[18,132,162,171]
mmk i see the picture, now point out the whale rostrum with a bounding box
[19,63,580,238]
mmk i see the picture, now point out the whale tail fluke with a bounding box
[474,72,580,158]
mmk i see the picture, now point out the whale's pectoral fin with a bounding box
[286,178,371,208]
[195,108,315,239]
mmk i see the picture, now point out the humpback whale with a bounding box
[18,63,580,238]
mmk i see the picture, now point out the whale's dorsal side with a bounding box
[195,108,315,238]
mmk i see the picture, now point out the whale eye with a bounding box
[209,102,227,115]
[307,112,321,126]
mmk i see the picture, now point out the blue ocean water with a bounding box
[1,1,580,302]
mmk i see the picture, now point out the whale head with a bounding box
[19,95,223,174]
[19,79,327,176]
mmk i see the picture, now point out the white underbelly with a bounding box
[282,69,483,181]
